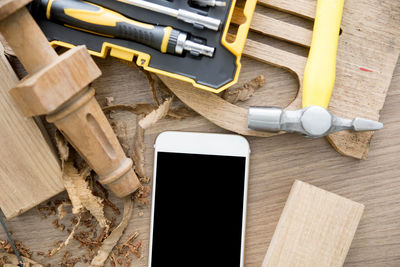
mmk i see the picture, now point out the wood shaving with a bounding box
[0,252,42,267]
[105,97,115,107]
[141,70,160,106]
[62,162,109,229]
[57,202,71,220]
[103,103,156,115]
[167,106,197,120]
[103,199,121,215]
[90,197,134,266]
[55,131,69,165]
[49,216,81,256]
[139,97,173,129]
[132,114,149,184]
[222,74,265,103]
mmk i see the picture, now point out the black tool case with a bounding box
[29,0,257,93]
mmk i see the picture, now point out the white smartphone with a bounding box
[149,131,250,267]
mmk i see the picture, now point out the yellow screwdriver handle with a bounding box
[302,0,345,109]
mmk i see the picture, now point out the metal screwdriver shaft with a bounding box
[192,0,226,7]
[117,0,221,31]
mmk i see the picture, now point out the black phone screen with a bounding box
[150,152,247,267]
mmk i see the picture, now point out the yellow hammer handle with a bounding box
[302,0,345,108]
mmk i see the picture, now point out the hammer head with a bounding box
[248,106,383,138]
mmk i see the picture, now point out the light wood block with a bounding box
[0,43,63,219]
[261,180,364,267]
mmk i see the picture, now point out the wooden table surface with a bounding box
[1,8,400,265]
[0,53,398,266]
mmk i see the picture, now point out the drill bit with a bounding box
[117,0,221,31]
[191,0,227,7]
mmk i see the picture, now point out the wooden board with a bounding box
[261,180,364,267]
[0,43,63,219]
[160,0,400,159]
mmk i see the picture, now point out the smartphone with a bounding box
[149,131,250,267]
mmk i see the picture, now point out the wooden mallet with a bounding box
[0,0,141,197]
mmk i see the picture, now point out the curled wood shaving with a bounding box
[142,70,160,106]
[167,106,197,120]
[102,103,156,115]
[132,115,149,183]
[62,162,109,229]
[55,132,109,231]
[105,97,115,107]
[0,253,42,267]
[49,216,81,256]
[55,131,69,165]
[139,97,173,129]
[57,202,71,220]
[222,74,266,103]
[90,197,134,266]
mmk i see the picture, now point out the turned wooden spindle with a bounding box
[0,0,141,197]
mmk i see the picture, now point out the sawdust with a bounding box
[49,216,81,256]
[222,74,266,103]
[139,97,173,129]
[0,240,32,259]
[90,197,134,266]
[0,252,42,267]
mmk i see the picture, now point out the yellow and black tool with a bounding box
[40,0,215,57]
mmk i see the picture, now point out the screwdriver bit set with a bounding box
[29,0,257,92]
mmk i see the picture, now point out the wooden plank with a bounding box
[232,8,312,47]
[262,180,364,267]
[257,0,317,20]
[0,43,64,219]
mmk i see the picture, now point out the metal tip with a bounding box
[183,40,215,57]
[352,118,383,131]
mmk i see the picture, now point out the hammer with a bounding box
[247,0,383,137]
[0,0,141,197]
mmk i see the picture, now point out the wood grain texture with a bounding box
[0,51,398,267]
[0,43,63,219]
[0,0,32,21]
[257,0,316,19]
[161,0,400,159]
[232,8,312,48]
[261,180,364,267]
[0,8,58,74]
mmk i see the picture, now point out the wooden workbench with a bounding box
[1,2,400,265]
[0,53,398,267]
